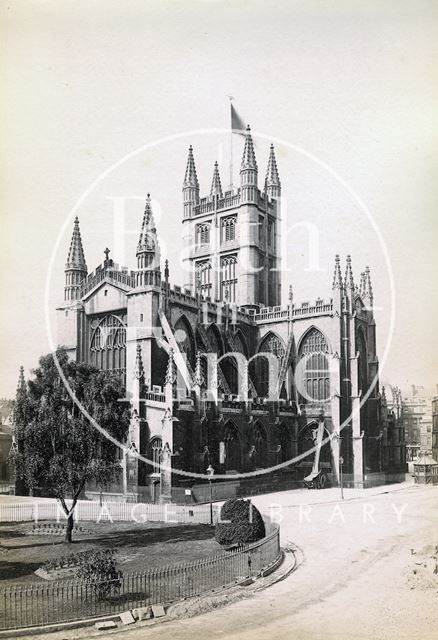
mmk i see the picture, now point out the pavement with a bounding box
[6,479,438,640]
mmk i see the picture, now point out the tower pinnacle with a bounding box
[364,266,374,306]
[332,255,343,289]
[265,144,281,197]
[135,194,161,288]
[64,217,87,302]
[240,125,257,171]
[210,161,223,198]
[183,145,199,189]
[344,255,355,291]
[240,125,258,203]
[183,146,200,218]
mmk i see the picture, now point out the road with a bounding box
[18,482,437,640]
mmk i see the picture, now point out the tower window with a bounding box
[104,289,108,296]
[196,223,211,246]
[195,260,212,299]
[220,254,237,302]
[140,313,144,322]
[221,216,236,243]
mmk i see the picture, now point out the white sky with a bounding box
[1,0,437,398]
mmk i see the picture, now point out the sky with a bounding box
[1,0,437,399]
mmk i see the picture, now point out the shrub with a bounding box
[215,498,265,546]
[74,549,122,601]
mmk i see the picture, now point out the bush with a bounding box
[215,498,265,546]
[74,549,122,601]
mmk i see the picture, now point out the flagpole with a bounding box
[228,96,234,190]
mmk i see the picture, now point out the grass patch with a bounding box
[0,520,221,586]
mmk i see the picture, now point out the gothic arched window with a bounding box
[148,436,162,473]
[220,255,237,302]
[298,328,330,403]
[253,332,286,398]
[89,314,127,376]
[221,216,236,242]
[196,260,212,299]
[196,223,211,246]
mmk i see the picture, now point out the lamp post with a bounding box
[339,456,344,500]
[206,464,215,525]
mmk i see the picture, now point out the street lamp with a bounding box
[206,464,215,525]
[339,456,344,500]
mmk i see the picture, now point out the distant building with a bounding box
[401,391,433,460]
[432,395,438,462]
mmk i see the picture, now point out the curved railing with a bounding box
[0,522,280,631]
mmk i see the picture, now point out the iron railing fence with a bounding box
[0,524,280,631]
[0,500,220,525]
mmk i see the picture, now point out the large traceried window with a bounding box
[148,437,162,473]
[221,216,236,242]
[254,332,286,398]
[220,255,237,302]
[196,222,211,246]
[196,260,212,299]
[298,328,330,403]
[89,314,126,376]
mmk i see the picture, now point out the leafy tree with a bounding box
[13,349,130,543]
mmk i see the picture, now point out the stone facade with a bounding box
[56,126,404,500]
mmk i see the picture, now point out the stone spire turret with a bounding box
[344,255,355,292]
[240,125,258,203]
[183,145,199,218]
[332,255,343,289]
[359,271,366,298]
[135,194,161,288]
[363,266,374,308]
[64,217,87,302]
[210,161,223,198]
[265,144,281,198]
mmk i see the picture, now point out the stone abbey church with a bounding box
[57,126,405,502]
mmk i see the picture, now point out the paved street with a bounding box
[15,482,437,640]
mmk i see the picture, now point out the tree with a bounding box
[13,349,130,543]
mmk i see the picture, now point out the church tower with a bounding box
[180,128,282,308]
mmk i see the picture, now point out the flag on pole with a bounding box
[231,103,246,135]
